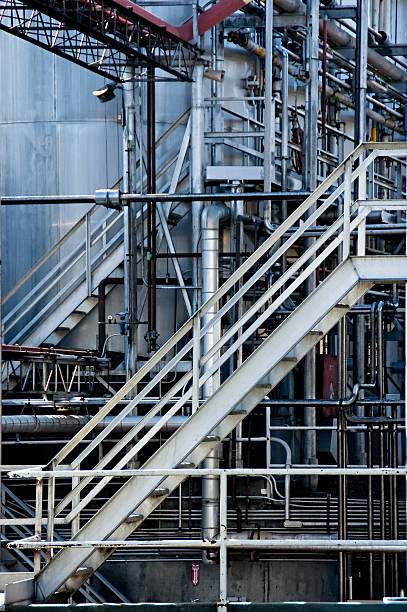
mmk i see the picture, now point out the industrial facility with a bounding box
[0,0,407,606]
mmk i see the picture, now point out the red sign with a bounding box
[191,563,200,586]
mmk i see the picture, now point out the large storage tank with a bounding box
[0,34,121,298]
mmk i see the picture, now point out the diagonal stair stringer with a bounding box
[34,255,407,601]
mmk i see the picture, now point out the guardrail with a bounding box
[7,466,407,608]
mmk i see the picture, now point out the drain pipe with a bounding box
[201,202,230,562]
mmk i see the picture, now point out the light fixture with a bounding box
[92,83,117,103]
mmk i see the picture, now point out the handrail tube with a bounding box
[57,206,370,514]
[7,228,124,344]
[3,209,122,332]
[47,144,403,470]
[49,143,372,466]
[2,204,97,305]
[54,370,193,517]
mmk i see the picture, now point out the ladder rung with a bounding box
[308,330,323,335]
[230,408,247,415]
[281,356,297,363]
[255,384,272,390]
[336,303,349,309]
[177,461,195,468]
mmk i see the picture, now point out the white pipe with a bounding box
[270,437,291,520]
[1,415,187,435]
[8,538,407,552]
[263,0,274,216]
[191,62,205,311]
[9,468,407,478]
[201,202,230,560]
[274,0,405,82]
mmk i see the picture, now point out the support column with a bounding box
[263,0,274,220]
[123,64,138,378]
[191,62,205,312]
[355,0,369,146]
[354,0,369,463]
[303,0,319,488]
[145,67,158,353]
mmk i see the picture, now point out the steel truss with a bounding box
[0,0,199,81]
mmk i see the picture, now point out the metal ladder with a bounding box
[7,142,407,603]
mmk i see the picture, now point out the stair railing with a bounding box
[3,205,124,345]
[28,141,406,534]
[2,108,191,346]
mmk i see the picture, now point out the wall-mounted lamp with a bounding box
[92,83,118,103]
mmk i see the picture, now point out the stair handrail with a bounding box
[3,203,97,306]
[3,207,123,341]
[48,141,407,478]
[2,108,191,342]
[15,141,401,525]
[52,194,375,523]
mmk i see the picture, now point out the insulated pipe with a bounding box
[263,0,274,215]
[201,202,230,562]
[9,538,407,552]
[191,62,205,312]
[379,0,392,43]
[274,0,405,82]
[1,415,188,435]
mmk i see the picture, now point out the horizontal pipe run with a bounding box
[1,191,311,205]
[8,468,407,478]
[1,415,187,435]
[7,538,407,552]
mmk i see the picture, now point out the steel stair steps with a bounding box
[149,488,170,498]
[125,514,144,524]
[31,256,407,602]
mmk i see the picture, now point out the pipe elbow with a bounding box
[201,203,230,230]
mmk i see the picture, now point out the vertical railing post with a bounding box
[218,472,228,611]
[72,466,80,536]
[46,476,55,562]
[343,158,352,261]
[34,478,43,574]
[85,212,92,296]
[357,152,367,256]
[192,316,200,414]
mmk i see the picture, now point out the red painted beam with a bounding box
[177,0,253,41]
[103,0,185,39]
[105,0,253,43]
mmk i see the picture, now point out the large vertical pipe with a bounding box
[146,67,158,352]
[355,0,369,145]
[123,64,138,377]
[379,0,392,42]
[191,62,205,312]
[354,0,369,465]
[303,0,319,489]
[201,203,230,563]
[263,0,274,220]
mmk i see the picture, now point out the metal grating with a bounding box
[0,0,199,81]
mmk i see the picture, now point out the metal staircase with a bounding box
[6,142,407,603]
[2,109,191,350]
[2,203,124,349]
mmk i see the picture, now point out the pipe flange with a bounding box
[95,189,121,210]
